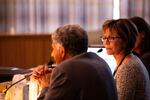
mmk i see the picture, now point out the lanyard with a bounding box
[113,52,131,76]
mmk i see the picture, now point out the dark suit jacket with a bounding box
[38,52,118,100]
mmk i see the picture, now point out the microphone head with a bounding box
[97,48,103,53]
[47,61,54,65]
[47,60,56,68]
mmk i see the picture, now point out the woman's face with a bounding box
[133,32,144,52]
[102,29,126,55]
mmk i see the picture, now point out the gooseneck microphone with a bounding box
[4,61,56,94]
[97,48,103,53]
[4,73,32,93]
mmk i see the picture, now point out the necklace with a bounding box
[113,52,131,76]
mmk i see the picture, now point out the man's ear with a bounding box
[60,46,66,58]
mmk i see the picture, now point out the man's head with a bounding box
[51,24,88,64]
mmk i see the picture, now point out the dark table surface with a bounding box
[0,67,32,83]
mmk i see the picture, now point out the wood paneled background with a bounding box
[0,31,102,69]
[0,35,52,68]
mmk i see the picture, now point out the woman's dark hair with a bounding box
[129,16,150,53]
[52,24,88,56]
[102,19,138,52]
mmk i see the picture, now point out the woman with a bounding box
[129,16,150,77]
[102,19,150,100]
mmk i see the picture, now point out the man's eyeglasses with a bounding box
[101,36,121,42]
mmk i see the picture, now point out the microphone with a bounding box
[97,48,103,53]
[4,61,56,94]
[47,61,55,68]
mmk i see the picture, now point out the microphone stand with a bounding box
[4,62,56,94]
[4,73,32,93]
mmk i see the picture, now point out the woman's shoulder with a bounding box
[125,53,143,66]
[121,54,144,73]
[122,54,149,77]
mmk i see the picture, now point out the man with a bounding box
[32,24,118,100]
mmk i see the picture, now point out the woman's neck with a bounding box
[114,52,125,66]
[113,51,131,66]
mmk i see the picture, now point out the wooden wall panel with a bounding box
[0,31,102,69]
[0,35,52,68]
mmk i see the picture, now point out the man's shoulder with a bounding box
[57,52,109,71]
[64,52,103,65]
[72,52,103,61]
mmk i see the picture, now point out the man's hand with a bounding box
[32,65,52,89]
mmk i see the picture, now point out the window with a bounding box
[0,0,113,34]
[1,0,149,35]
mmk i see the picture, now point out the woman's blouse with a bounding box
[114,54,150,100]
